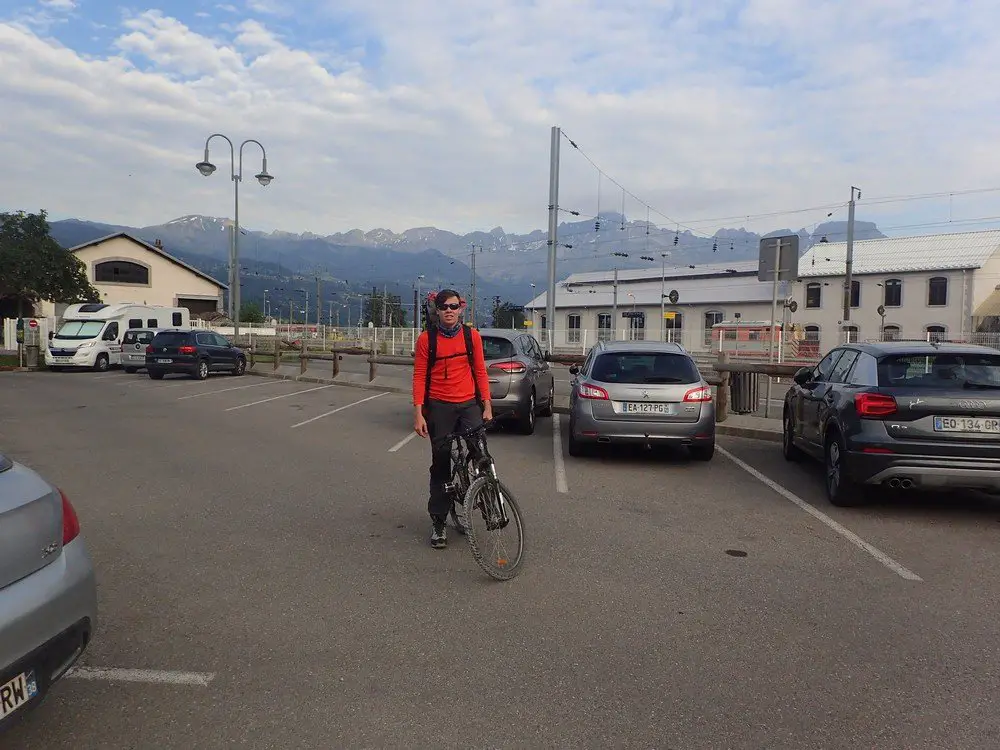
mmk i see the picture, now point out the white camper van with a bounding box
[46,303,190,372]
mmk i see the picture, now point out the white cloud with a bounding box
[0,1,999,239]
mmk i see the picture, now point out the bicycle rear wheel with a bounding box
[462,475,524,580]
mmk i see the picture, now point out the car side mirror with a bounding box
[793,366,814,385]
[569,365,580,375]
[48,331,54,340]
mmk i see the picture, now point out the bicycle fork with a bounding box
[477,460,510,532]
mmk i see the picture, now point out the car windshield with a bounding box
[55,320,104,340]
[481,336,515,360]
[878,352,1000,389]
[151,332,191,347]
[123,330,154,345]
[591,352,701,384]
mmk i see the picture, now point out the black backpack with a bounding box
[424,324,483,408]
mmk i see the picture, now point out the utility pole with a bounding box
[842,186,861,325]
[612,267,619,340]
[315,276,321,332]
[660,253,667,341]
[370,285,376,326]
[383,282,388,326]
[469,244,481,327]
[545,125,561,354]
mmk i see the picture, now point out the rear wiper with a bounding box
[962,380,1000,390]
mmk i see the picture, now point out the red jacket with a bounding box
[412,327,491,406]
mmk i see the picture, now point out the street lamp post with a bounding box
[416,274,425,331]
[196,133,274,338]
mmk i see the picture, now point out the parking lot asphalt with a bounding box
[3,369,1000,748]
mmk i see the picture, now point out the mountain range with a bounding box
[45,213,887,321]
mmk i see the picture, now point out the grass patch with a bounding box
[0,354,20,367]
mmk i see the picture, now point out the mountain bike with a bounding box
[440,422,525,581]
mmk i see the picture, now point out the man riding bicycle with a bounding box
[412,289,493,549]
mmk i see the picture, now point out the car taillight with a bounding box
[178,345,196,354]
[491,361,527,374]
[59,489,80,545]
[145,344,154,354]
[683,386,713,402]
[855,392,897,418]
[579,383,609,400]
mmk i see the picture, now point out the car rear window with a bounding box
[481,336,515,359]
[123,330,154,345]
[591,352,701,384]
[877,352,1000,389]
[151,332,192,347]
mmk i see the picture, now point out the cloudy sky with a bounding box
[2,0,999,240]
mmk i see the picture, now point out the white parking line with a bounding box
[178,380,288,400]
[226,383,337,411]
[389,431,419,452]
[66,667,215,686]
[552,414,569,493]
[291,392,387,428]
[716,445,922,582]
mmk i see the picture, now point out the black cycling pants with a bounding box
[425,397,483,520]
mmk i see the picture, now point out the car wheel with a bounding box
[194,359,210,380]
[518,390,536,434]
[782,410,804,462]
[538,380,554,417]
[824,431,868,507]
[233,357,246,376]
[148,369,164,380]
[93,354,109,372]
[689,442,715,461]
[567,414,585,457]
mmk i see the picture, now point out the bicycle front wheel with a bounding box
[462,475,525,581]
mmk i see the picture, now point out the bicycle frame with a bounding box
[442,425,509,529]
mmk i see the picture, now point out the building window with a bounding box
[804,325,820,342]
[597,313,612,342]
[805,282,822,309]
[567,313,581,343]
[882,324,900,341]
[628,312,646,341]
[842,325,859,343]
[928,277,947,306]
[850,280,860,308]
[95,260,149,285]
[704,310,723,346]
[663,311,682,343]
[883,278,902,307]
[926,325,946,342]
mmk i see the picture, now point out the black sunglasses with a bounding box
[436,303,462,310]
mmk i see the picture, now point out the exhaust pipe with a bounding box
[887,478,901,489]
[900,478,913,490]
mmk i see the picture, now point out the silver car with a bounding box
[479,328,556,434]
[0,452,97,730]
[567,340,716,460]
[121,328,159,373]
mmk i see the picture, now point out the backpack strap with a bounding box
[424,326,437,407]
[462,324,483,406]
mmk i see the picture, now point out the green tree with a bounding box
[0,209,99,317]
[240,301,265,323]
[492,300,526,329]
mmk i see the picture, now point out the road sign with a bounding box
[667,289,679,304]
[663,312,676,319]
[28,319,37,329]
[757,235,799,282]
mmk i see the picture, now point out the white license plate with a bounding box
[0,670,38,720]
[52,357,72,364]
[622,402,670,414]
[933,416,1000,434]
[157,358,173,364]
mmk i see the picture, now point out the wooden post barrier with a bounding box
[300,338,307,375]
[369,336,377,381]
[332,349,340,378]
[273,336,280,371]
